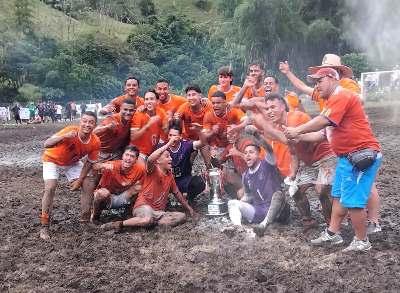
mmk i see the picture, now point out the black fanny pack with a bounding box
[347,148,377,171]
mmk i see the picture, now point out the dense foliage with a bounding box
[0,0,375,103]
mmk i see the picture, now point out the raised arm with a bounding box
[146,138,175,172]
[44,129,77,148]
[279,61,314,96]
[130,116,160,141]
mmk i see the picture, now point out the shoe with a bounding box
[343,237,372,252]
[39,226,50,241]
[100,221,123,232]
[310,229,343,245]
[253,224,266,237]
[367,221,382,234]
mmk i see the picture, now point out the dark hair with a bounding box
[156,78,169,85]
[265,75,279,84]
[244,143,261,153]
[218,66,234,77]
[248,61,264,71]
[168,119,183,134]
[185,84,202,94]
[210,90,226,100]
[144,88,159,99]
[82,111,97,122]
[122,98,135,105]
[125,76,140,86]
[124,145,140,157]
[265,93,289,112]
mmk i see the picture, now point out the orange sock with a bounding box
[40,212,50,225]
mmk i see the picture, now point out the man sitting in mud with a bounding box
[227,130,290,229]
[101,137,195,232]
[39,111,100,240]
[91,146,146,222]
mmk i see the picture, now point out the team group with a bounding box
[38,53,382,253]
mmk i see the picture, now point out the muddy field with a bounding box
[1,106,400,293]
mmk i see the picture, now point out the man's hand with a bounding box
[173,112,182,120]
[63,130,78,139]
[189,122,202,132]
[243,76,257,89]
[211,124,220,134]
[137,105,146,112]
[70,179,83,191]
[279,61,291,75]
[187,206,196,218]
[283,126,300,139]
[227,146,242,158]
[107,121,118,129]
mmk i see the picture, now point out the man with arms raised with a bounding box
[91,146,145,222]
[100,76,143,115]
[101,137,195,232]
[284,68,382,252]
[40,111,100,240]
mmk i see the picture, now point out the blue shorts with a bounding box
[332,153,382,208]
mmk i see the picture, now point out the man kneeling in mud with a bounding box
[91,146,146,222]
[228,130,290,230]
[101,137,195,232]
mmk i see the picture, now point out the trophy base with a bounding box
[206,200,228,216]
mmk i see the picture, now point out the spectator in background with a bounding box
[56,104,62,121]
[81,102,87,115]
[71,101,77,120]
[65,102,72,121]
[11,103,22,124]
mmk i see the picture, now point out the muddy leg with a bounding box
[316,184,333,225]
[40,179,57,240]
[80,176,95,223]
[158,212,187,228]
[293,184,314,226]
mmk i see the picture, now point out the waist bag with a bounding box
[347,149,377,171]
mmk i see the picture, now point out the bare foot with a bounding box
[39,227,50,241]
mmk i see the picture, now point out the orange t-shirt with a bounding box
[312,78,361,111]
[134,166,178,211]
[130,108,168,156]
[286,93,300,112]
[203,108,245,147]
[208,85,241,102]
[42,126,100,166]
[105,95,144,113]
[98,160,146,194]
[158,94,186,115]
[321,88,380,156]
[176,101,213,140]
[287,111,334,165]
[97,114,131,153]
[269,139,291,178]
[243,86,265,99]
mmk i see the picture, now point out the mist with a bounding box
[344,0,400,69]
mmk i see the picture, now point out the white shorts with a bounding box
[43,161,83,181]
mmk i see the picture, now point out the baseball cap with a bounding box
[307,67,340,83]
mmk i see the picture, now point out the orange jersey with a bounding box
[286,93,301,112]
[134,166,178,211]
[176,101,213,140]
[97,113,131,153]
[130,108,168,156]
[312,78,361,111]
[321,88,380,156]
[42,126,100,166]
[269,139,291,178]
[243,86,265,99]
[203,108,245,147]
[98,160,146,194]
[286,112,334,166]
[158,94,186,115]
[208,85,241,102]
[105,95,144,113]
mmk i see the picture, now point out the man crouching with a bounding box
[101,137,195,232]
[228,131,290,229]
[91,146,146,222]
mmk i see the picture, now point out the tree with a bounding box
[139,0,156,17]
[341,53,371,79]
[14,0,34,35]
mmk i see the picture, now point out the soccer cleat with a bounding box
[342,237,372,252]
[367,221,382,234]
[310,229,343,245]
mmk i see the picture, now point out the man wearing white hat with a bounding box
[284,67,382,252]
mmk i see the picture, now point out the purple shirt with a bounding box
[242,157,282,214]
[157,140,195,192]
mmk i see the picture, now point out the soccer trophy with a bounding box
[206,168,228,216]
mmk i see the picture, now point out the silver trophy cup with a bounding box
[206,168,228,216]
